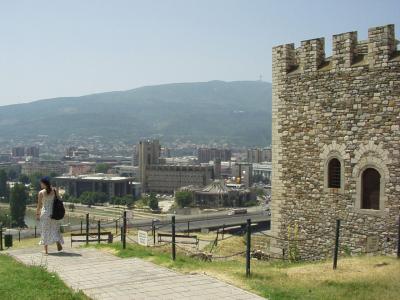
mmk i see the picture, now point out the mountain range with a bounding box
[0,80,272,146]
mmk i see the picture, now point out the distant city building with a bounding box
[160,147,171,158]
[65,146,89,159]
[67,162,96,176]
[197,148,232,163]
[55,174,141,200]
[0,153,11,163]
[231,163,253,188]
[138,139,214,193]
[247,147,271,163]
[21,161,67,176]
[181,180,255,208]
[26,146,40,158]
[145,164,213,193]
[111,165,138,178]
[213,159,222,179]
[162,156,197,165]
[138,139,161,185]
[252,162,272,184]
[132,145,139,166]
[66,146,77,157]
[12,147,25,158]
[220,161,233,179]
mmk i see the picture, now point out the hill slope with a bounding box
[0,81,272,146]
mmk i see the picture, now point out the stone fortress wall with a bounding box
[271,24,400,259]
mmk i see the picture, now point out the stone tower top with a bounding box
[272,24,398,76]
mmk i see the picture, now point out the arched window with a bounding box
[361,168,380,210]
[328,158,341,188]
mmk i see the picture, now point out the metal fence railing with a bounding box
[1,211,399,278]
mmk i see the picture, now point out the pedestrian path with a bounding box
[6,247,265,300]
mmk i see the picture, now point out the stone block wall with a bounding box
[271,24,400,260]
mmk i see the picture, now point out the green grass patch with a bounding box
[0,255,88,300]
[91,242,400,300]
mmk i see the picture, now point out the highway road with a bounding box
[1,207,271,242]
[130,210,271,233]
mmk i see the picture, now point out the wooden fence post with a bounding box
[0,225,3,251]
[86,213,89,246]
[152,220,156,245]
[97,220,101,244]
[246,219,251,277]
[333,219,341,270]
[123,211,127,249]
[172,216,176,261]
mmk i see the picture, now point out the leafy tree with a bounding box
[7,169,18,181]
[123,195,135,209]
[28,192,38,205]
[49,172,60,178]
[111,195,134,208]
[0,208,10,226]
[9,184,27,227]
[175,191,193,208]
[68,203,75,212]
[111,196,121,206]
[29,172,44,192]
[18,174,30,185]
[95,163,110,173]
[0,169,9,202]
[79,191,108,207]
[148,193,159,210]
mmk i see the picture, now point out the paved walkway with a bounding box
[6,247,265,300]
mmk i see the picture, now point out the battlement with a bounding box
[273,24,398,75]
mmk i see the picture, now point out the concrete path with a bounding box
[6,247,265,300]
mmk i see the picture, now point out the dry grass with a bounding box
[9,230,400,300]
[92,240,400,300]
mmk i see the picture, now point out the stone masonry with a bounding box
[271,24,400,260]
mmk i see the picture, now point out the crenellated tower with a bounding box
[271,24,400,260]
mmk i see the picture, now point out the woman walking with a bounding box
[36,177,64,254]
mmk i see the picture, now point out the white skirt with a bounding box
[39,215,64,246]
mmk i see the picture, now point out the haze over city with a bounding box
[0,0,399,105]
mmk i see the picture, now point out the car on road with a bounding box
[228,208,247,215]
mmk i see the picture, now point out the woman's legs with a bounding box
[56,242,63,251]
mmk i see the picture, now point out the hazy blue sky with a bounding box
[0,0,399,105]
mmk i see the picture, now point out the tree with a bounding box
[148,193,159,210]
[28,192,38,205]
[7,169,18,181]
[122,195,135,209]
[9,184,27,227]
[68,203,75,212]
[29,172,44,192]
[0,208,10,226]
[175,191,193,208]
[0,169,9,202]
[18,174,30,185]
[79,191,107,207]
[95,163,110,174]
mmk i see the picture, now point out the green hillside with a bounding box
[0,80,272,146]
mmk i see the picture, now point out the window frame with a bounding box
[355,163,386,216]
[327,158,341,189]
[324,153,344,193]
[361,167,381,210]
